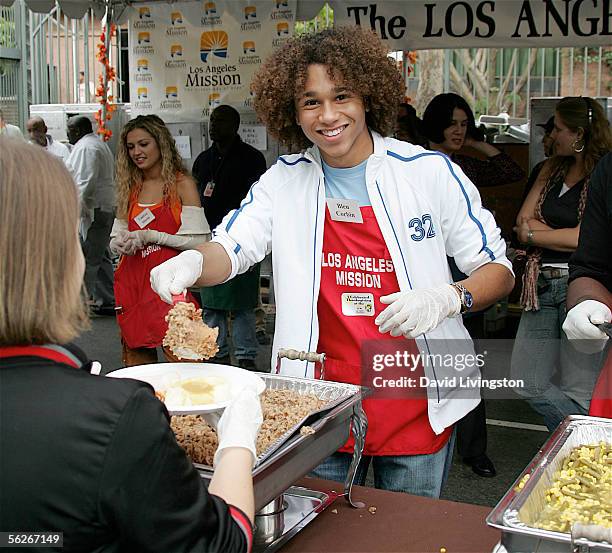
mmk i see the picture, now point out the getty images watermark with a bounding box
[360,339,527,400]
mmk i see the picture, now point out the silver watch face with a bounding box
[463,289,474,309]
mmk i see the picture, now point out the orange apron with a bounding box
[114,199,198,349]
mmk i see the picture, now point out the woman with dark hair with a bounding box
[511,96,612,431]
[111,115,210,366]
[422,93,524,188]
[422,93,525,478]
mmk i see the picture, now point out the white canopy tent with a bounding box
[0,0,325,23]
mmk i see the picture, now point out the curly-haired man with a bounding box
[151,26,514,498]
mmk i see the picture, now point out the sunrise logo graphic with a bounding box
[165,86,178,99]
[137,32,150,44]
[171,11,183,25]
[170,44,183,58]
[200,30,228,62]
[276,22,289,36]
[276,0,288,7]
[137,59,149,72]
[208,93,221,108]
[137,87,148,99]
[204,2,217,16]
[139,7,150,19]
[243,41,255,55]
[244,6,257,19]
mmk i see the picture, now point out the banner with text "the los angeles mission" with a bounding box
[128,0,296,121]
[330,0,611,50]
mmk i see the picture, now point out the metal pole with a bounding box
[569,48,574,96]
[72,18,78,102]
[555,48,560,96]
[512,48,517,117]
[91,9,95,100]
[64,14,70,103]
[525,48,531,120]
[443,49,450,92]
[596,47,602,98]
[29,10,36,104]
[540,48,545,96]
[17,0,29,127]
[582,47,588,96]
[84,12,90,103]
[485,48,490,116]
[56,3,61,102]
[47,13,54,103]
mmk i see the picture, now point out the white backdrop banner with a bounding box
[128,0,296,120]
[330,0,612,50]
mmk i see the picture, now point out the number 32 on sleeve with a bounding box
[408,214,436,241]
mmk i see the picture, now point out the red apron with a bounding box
[114,199,198,349]
[589,348,612,418]
[317,205,452,456]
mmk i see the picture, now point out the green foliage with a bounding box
[572,48,612,69]
[294,2,333,35]
[0,15,16,48]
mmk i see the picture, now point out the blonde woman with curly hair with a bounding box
[149,26,514,498]
[511,96,612,431]
[111,115,210,366]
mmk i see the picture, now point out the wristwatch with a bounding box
[451,283,474,314]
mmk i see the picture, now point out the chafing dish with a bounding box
[487,415,612,553]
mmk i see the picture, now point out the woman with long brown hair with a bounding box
[510,97,612,431]
[111,115,210,366]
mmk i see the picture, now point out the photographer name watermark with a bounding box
[361,339,528,400]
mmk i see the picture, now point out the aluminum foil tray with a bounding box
[194,373,365,510]
[487,415,612,552]
[192,373,362,470]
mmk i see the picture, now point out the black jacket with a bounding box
[0,344,249,553]
[192,138,267,229]
[569,152,612,292]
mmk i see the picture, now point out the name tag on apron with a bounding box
[341,292,375,316]
[134,208,155,229]
[203,181,216,198]
[327,198,363,224]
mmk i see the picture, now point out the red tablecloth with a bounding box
[280,477,500,553]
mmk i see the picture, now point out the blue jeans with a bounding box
[510,274,603,431]
[309,430,456,498]
[203,308,258,361]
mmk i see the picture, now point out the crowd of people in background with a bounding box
[0,24,610,551]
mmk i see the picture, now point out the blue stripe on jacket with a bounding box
[386,150,495,261]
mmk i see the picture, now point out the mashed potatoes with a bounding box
[159,376,230,407]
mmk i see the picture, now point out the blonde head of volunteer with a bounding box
[0,138,261,552]
[111,115,210,366]
[149,26,514,499]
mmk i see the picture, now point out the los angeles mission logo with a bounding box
[238,40,261,65]
[241,5,261,32]
[159,86,182,110]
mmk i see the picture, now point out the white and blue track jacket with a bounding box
[211,131,513,434]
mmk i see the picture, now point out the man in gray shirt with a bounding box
[66,116,116,312]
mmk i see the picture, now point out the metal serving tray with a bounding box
[195,373,366,511]
[487,415,612,553]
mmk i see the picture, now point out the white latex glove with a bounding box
[149,249,203,304]
[376,284,462,338]
[110,229,139,256]
[563,299,612,354]
[204,388,263,468]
